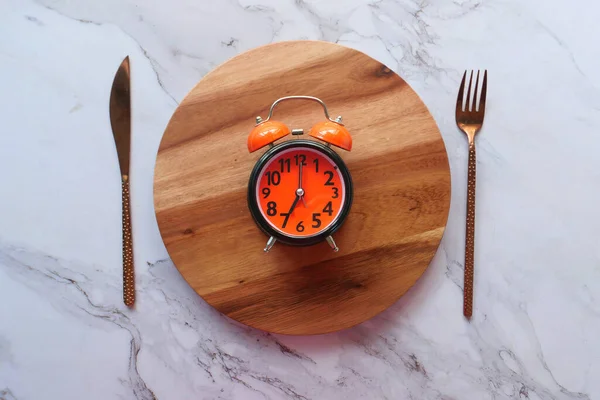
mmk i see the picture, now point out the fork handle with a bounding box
[464,142,476,318]
[122,175,135,307]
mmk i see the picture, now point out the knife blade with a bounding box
[109,56,135,307]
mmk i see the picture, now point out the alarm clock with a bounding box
[246,96,353,253]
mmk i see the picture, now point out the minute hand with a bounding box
[298,159,307,207]
[298,160,303,190]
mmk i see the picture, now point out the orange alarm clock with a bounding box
[247,96,353,252]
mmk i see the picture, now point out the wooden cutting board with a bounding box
[154,40,450,335]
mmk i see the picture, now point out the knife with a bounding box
[109,56,135,307]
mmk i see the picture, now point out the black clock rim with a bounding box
[247,139,353,247]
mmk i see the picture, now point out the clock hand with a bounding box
[281,195,300,229]
[298,159,302,189]
[300,195,307,208]
[282,159,307,229]
[298,159,307,207]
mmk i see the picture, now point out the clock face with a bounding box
[248,141,352,244]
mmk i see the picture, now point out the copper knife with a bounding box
[109,56,135,307]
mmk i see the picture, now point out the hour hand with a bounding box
[281,195,300,229]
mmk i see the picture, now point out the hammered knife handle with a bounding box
[122,175,135,307]
[464,142,476,318]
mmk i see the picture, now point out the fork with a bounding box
[455,70,487,318]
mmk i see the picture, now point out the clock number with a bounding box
[296,221,305,232]
[331,187,339,198]
[262,187,271,199]
[279,212,290,228]
[267,201,277,216]
[312,213,322,228]
[323,201,333,216]
[266,171,281,186]
[324,171,334,186]
[278,158,291,173]
[313,158,319,173]
[294,154,307,166]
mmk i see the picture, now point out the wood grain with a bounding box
[154,41,450,335]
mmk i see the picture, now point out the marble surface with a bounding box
[1,0,600,398]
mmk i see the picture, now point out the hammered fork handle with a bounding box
[464,142,476,318]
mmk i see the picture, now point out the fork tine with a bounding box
[456,70,466,114]
[465,70,473,112]
[473,70,480,112]
[479,70,487,117]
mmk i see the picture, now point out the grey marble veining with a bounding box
[3,241,592,399]
[1,0,600,399]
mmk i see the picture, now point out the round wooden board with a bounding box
[154,41,450,335]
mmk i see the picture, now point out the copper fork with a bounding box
[455,70,487,318]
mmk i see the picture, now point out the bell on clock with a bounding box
[246,96,353,253]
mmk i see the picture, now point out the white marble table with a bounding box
[2,0,600,399]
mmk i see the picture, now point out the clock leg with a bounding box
[326,236,339,252]
[264,236,277,252]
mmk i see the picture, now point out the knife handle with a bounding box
[122,175,135,307]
